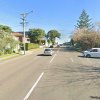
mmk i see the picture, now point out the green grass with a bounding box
[71,46,83,52]
[0,53,16,58]
[0,48,45,62]
[0,54,23,62]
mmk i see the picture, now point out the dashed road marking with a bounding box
[57,50,59,53]
[71,58,74,62]
[23,72,44,100]
[50,54,56,63]
[34,56,40,60]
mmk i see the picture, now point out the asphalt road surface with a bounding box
[0,46,100,100]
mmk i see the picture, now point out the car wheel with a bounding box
[86,54,91,58]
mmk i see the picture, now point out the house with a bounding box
[12,32,30,43]
[11,32,31,52]
[0,31,20,52]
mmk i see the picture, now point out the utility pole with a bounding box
[20,11,34,55]
[20,13,26,55]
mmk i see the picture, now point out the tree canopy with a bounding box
[0,25,12,33]
[47,30,61,44]
[71,27,100,50]
[0,32,19,54]
[75,9,93,29]
[29,28,46,43]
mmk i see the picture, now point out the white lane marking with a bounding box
[50,54,56,63]
[23,72,44,100]
[71,58,74,62]
[34,56,40,60]
[57,50,59,53]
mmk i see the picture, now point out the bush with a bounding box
[25,43,39,50]
[37,40,46,45]
[0,51,3,56]
[4,51,8,55]
[18,48,21,52]
[13,51,15,53]
[8,50,13,54]
[72,46,82,52]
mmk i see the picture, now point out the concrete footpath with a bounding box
[0,48,45,62]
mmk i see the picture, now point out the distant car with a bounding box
[83,48,100,58]
[57,45,60,47]
[44,48,53,56]
[60,44,63,46]
[50,45,53,48]
[66,44,70,48]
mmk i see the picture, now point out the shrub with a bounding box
[5,48,13,54]
[4,51,8,55]
[8,50,13,54]
[18,48,21,52]
[13,51,15,53]
[0,51,3,56]
[25,43,39,50]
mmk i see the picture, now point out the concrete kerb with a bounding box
[0,47,45,61]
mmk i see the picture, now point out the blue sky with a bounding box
[0,0,100,43]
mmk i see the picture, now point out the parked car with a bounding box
[66,44,70,48]
[60,44,63,46]
[83,48,100,58]
[50,45,53,48]
[44,48,53,56]
[57,45,60,47]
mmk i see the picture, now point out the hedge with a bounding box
[25,43,39,50]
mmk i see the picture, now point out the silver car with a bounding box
[44,48,53,56]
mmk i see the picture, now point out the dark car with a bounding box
[57,45,60,47]
[50,45,53,48]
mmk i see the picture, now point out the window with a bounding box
[45,49,51,51]
[92,49,98,52]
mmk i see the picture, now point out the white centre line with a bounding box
[71,58,74,62]
[34,56,40,60]
[50,54,56,63]
[23,72,44,100]
[57,50,59,53]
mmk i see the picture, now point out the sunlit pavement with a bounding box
[0,46,100,100]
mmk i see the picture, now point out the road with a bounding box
[0,46,100,100]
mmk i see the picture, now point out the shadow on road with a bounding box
[59,47,76,53]
[37,54,52,56]
[78,56,100,59]
[35,46,100,99]
[78,56,85,58]
[90,96,100,99]
[37,54,44,56]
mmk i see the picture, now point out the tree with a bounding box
[29,28,46,43]
[75,9,93,29]
[47,39,51,44]
[0,25,12,33]
[47,30,61,45]
[0,32,19,54]
[71,28,97,50]
[8,36,19,50]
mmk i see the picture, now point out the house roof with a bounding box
[12,33,23,37]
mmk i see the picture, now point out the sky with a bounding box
[0,0,100,43]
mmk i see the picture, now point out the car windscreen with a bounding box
[45,49,51,51]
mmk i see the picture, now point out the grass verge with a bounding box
[71,46,83,52]
[0,55,23,62]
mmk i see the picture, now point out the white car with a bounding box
[44,48,53,56]
[83,48,100,58]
